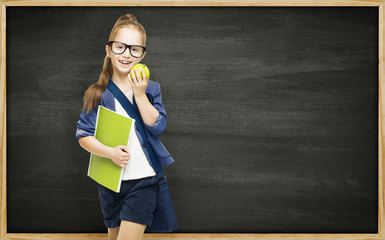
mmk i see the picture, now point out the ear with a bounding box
[138,51,146,62]
[105,45,111,58]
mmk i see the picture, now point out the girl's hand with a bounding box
[109,145,130,168]
[128,68,148,97]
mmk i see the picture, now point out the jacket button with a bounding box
[143,142,147,147]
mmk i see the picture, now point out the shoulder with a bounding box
[101,87,113,98]
[101,88,115,110]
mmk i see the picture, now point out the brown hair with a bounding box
[82,14,147,113]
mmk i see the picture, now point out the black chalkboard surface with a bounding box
[6,7,378,233]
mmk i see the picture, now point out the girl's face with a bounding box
[106,27,146,76]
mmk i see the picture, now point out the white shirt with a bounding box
[114,90,156,180]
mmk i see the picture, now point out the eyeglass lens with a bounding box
[111,42,144,58]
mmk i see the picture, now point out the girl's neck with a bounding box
[111,72,132,93]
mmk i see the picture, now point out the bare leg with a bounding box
[117,220,146,240]
[108,226,120,240]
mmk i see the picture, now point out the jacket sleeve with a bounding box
[144,83,167,137]
[75,107,98,142]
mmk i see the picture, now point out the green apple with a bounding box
[130,63,150,81]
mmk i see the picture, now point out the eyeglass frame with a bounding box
[107,41,146,58]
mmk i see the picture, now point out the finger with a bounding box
[117,161,125,167]
[120,155,130,161]
[141,68,147,81]
[130,70,138,85]
[128,74,134,87]
[119,158,128,164]
[119,146,128,153]
[135,68,142,82]
[119,145,128,150]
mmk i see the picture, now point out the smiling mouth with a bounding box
[119,60,131,66]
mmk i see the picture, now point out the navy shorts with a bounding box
[97,176,159,228]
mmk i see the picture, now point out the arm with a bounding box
[76,105,130,168]
[130,69,167,137]
[79,136,130,168]
[135,94,159,126]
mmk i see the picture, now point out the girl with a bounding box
[76,14,175,240]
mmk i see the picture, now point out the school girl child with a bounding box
[75,14,175,240]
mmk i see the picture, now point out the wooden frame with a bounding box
[0,0,384,239]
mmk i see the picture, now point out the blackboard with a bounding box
[5,6,378,234]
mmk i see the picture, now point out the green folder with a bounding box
[87,106,134,193]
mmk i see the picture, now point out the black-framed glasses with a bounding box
[108,41,146,58]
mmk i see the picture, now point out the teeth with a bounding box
[120,61,130,64]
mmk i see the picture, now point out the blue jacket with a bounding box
[75,80,175,169]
